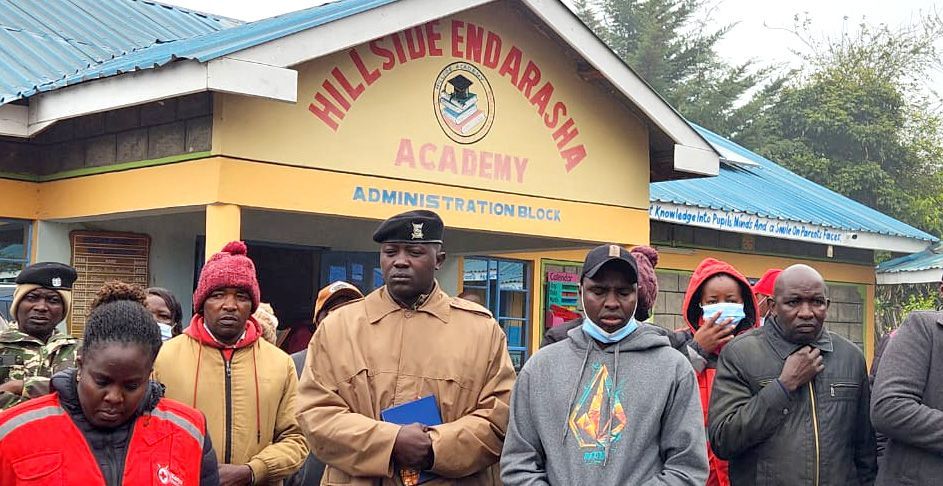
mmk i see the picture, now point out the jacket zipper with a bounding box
[223,352,233,464]
[809,382,820,486]
[105,435,118,485]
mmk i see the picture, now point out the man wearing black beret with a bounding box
[298,210,517,485]
[0,262,81,410]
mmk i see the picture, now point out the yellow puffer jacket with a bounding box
[154,315,308,485]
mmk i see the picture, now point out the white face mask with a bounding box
[580,286,640,344]
[157,322,174,342]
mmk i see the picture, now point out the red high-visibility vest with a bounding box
[0,392,206,485]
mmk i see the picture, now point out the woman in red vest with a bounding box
[0,282,219,485]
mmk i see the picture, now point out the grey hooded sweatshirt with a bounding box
[501,323,708,486]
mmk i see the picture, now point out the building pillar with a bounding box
[205,203,241,261]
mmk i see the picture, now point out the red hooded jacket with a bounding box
[682,258,759,486]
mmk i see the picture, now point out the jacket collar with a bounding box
[765,316,833,359]
[51,368,164,422]
[184,314,261,350]
[365,281,450,324]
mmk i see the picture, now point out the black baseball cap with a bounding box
[581,244,638,283]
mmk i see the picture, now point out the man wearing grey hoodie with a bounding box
[501,244,709,485]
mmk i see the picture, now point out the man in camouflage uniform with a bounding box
[0,262,80,410]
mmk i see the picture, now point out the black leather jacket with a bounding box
[708,319,877,485]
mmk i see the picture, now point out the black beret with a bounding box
[15,262,78,290]
[373,210,444,244]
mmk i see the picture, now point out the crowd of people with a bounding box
[0,208,940,485]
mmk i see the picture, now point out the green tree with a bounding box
[735,16,943,235]
[573,0,764,135]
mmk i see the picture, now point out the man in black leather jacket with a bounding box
[708,264,877,485]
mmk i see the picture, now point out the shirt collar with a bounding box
[365,281,450,324]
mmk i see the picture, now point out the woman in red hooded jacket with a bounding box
[677,258,759,486]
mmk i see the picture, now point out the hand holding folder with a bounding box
[382,396,443,486]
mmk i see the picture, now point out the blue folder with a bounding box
[380,396,442,485]
[380,395,443,426]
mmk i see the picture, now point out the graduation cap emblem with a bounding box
[433,62,494,144]
[51,277,62,287]
[447,74,474,102]
[411,223,424,240]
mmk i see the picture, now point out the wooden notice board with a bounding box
[69,231,150,336]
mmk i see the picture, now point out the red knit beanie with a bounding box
[631,246,659,320]
[193,241,261,313]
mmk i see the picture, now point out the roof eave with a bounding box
[649,200,934,253]
[876,268,942,285]
[0,58,297,138]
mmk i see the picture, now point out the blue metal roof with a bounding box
[1,0,397,104]
[0,0,241,104]
[651,125,937,243]
[877,244,943,273]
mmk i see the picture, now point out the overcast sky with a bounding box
[164,0,942,95]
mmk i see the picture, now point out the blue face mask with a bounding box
[157,322,174,342]
[582,317,638,344]
[701,302,746,327]
[580,293,639,344]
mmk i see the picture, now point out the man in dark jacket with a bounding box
[708,264,877,485]
[870,310,943,485]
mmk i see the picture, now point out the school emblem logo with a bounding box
[411,223,424,240]
[51,277,62,287]
[433,62,495,144]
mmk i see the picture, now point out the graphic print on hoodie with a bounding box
[568,362,627,465]
[501,324,709,486]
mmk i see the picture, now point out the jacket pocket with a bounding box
[827,381,860,401]
[324,466,352,485]
[422,376,472,420]
[11,451,63,484]
[322,466,379,485]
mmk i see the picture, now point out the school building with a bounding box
[0,0,934,368]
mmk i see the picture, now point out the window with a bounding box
[463,257,531,370]
[0,219,30,284]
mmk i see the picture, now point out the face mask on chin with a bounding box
[580,290,639,344]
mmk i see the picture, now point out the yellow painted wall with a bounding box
[14,157,648,244]
[205,204,242,260]
[0,179,38,219]
[35,159,223,220]
[214,1,650,209]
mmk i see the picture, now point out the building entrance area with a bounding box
[197,238,383,334]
